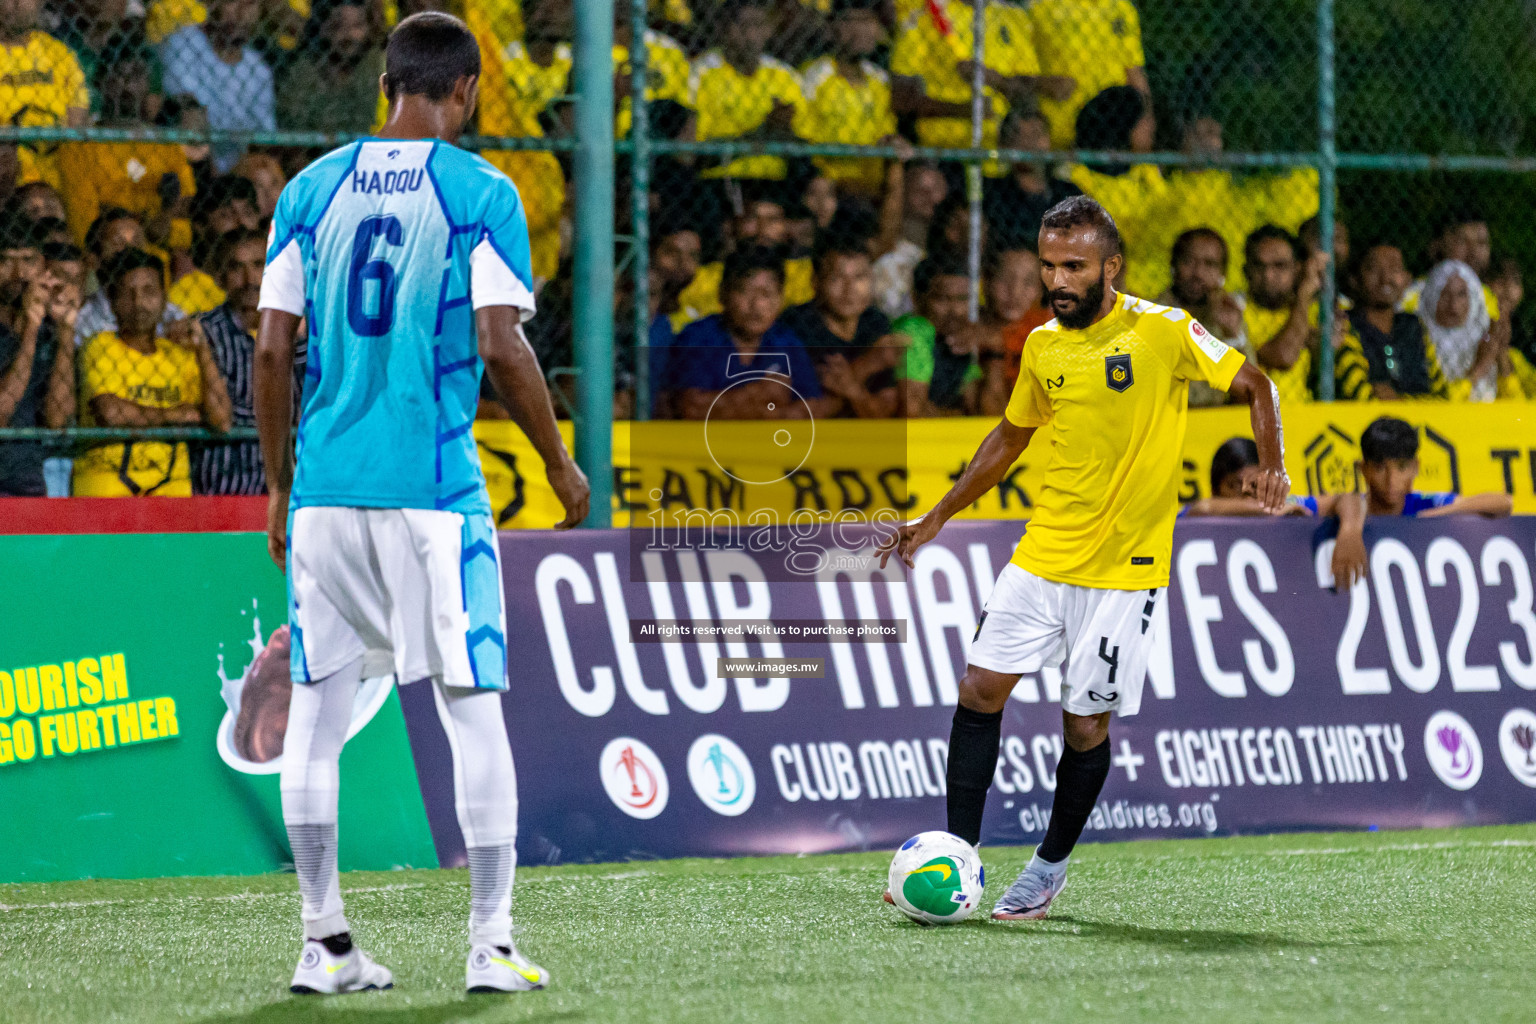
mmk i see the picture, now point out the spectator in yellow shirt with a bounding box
[1066,86,1165,298]
[612,3,692,139]
[796,0,898,197]
[1028,0,1150,148]
[672,181,815,329]
[58,49,197,254]
[0,0,90,191]
[690,0,806,181]
[890,0,1070,153]
[483,0,570,285]
[75,247,231,496]
[1240,223,1371,402]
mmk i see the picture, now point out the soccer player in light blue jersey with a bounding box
[253,12,589,997]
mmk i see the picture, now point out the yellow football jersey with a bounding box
[1136,169,1267,300]
[0,31,89,190]
[1028,0,1146,148]
[795,57,896,194]
[1239,296,1372,402]
[1067,163,1168,300]
[890,1,1040,151]
[615,31,692,137]
[1005,293,1244,588]
[690,51,806,180]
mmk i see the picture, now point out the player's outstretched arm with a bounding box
[877,418,1037,569]
[1226,362,1290,513]
[477,305,591,530]
[254,308,300,570]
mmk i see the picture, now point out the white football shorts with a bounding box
[287,507,507,690]
[969,563,1163,717]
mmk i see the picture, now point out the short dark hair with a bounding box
[212,228,267,273]
[0,217,38,253]
[812,239,869,278]
[100,247,165,300]
[1210,437,1259,494]
[1172,227,1227,268]
[913,250,969,298]
[815,202,877,256]
[1244,223,1298,266]
[983,241,1037,281]
[42,241,83,263]
[193,174,258,224]
[831,0,882,14]
[1360,417,1419,463]
[86,207,141,257]
[385,12,481,102]
[1074,85,1146,151]
[1039,195,1122,258]
[721,246,785,296]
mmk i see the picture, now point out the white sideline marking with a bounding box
[0,882,427,913]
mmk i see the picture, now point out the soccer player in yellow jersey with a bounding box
[879,197,1288,921]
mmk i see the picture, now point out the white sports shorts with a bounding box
[287,507,507,690]
[969,563,1163,717]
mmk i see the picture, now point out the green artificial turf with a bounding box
[3,824,1534,1024]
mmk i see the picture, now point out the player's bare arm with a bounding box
[1225,361,1290,512]
[877,417,1038,570]
[477,305,590,530]
[254,308,300,569]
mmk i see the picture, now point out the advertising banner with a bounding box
[0,533,437,883]
[404,519,1536,867]
[476,402,1536,528]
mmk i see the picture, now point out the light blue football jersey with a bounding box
[259,138,536,515]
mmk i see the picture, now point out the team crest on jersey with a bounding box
[1105,353,1134,392]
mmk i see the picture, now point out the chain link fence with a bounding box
[0,0,1534,495]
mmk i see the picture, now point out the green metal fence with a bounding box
[1,0,1534,509]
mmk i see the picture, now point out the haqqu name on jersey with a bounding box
[351,169,425,195]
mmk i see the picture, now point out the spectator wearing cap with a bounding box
[689,0,807,183]
[893,252,984,416]
[982,110,1082,249]
[76,208,186,347]
[1027,0,1149,148]
[1066,85,1166,298]
[0,0,89,192]
[665,247,834,421]
[75,247,231,496]
[194,228,303,494]
[0,218,76,494]
[160,0,275,172]
[779,238,900,418]
[278,0,380,134]
[891,0,1068,154]
[58,45,199,254]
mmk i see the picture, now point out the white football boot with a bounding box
[466,942,549,993]
[991,852,1069,921]
[289,939,394,994]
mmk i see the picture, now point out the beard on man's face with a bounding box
[1050,268,1106,330]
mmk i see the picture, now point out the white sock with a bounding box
[432,680,519,947]
[280,657,362,940]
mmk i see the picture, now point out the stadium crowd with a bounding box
[0,0,1531,497]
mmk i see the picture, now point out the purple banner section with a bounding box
[402,519,1536,867]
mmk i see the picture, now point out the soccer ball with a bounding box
[887,831,985,926]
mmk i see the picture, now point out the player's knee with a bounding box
[1063,712,1110,752]
[958,666,1015,714]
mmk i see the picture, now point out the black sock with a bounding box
[946,705,1003,846]
[319,932,353,956]
[1038,737,1112,863]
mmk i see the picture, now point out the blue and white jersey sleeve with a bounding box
[259,186,308,316]
[467,173,536,320]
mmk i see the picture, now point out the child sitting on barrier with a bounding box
[1300,416,1512,519]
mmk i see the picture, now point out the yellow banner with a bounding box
[476,402,1536,528]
